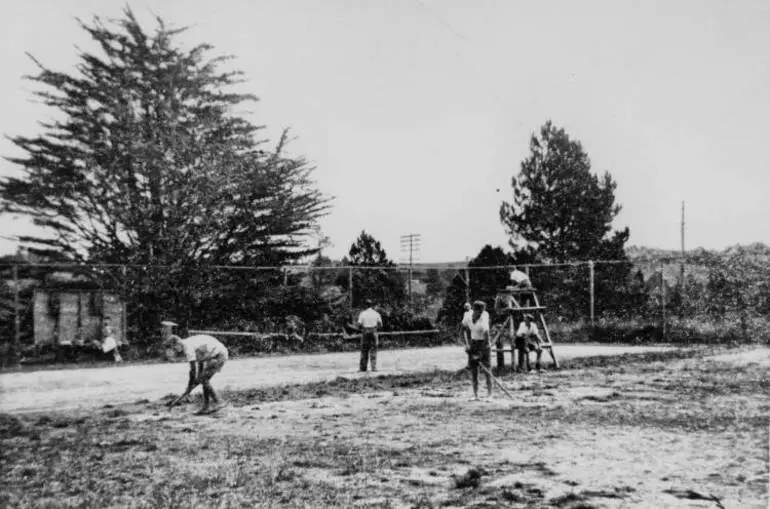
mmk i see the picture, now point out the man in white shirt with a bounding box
[515,314,542,372]
[356,300,383,372]
[509,267,534,307]
[163,321,229,414]
[462,301,493,400]
[509,267,532,289]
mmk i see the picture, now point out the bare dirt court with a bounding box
[1,345,768,508]
[0,344,670,414]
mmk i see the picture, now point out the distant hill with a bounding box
[626,243,770,262]
[625,243,770,285]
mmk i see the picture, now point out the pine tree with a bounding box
[499,120,628,262]
[338,231,405,307]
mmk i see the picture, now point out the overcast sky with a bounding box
[1,0,768,262]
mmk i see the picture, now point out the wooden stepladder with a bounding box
[492,287,559,371]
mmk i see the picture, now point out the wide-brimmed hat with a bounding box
[472,300,486,310]
[523,313,534,320]
[161,320,178,328]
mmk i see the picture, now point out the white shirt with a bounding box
[357,308,383,329]
[510,269,530,285]
[516,321,541,340]
[462,312,490,340]
[101,335,117,353]
[181,335,228,362]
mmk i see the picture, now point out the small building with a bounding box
[33,289,126,347]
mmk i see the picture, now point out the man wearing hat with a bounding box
[515,313,543,372]
[462,300,493,400]
[163,321,229,414]
[356,299,383,372]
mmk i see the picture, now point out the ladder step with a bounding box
[507,306,546,312]
[492,345,553,353]
[499,288,539,294]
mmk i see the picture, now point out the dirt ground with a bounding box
[0,344,672,414]
[1,345,768,508]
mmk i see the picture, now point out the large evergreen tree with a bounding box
[0,9,331,343]
[499,120,628,263]
[499,121,635,319]
[0,9,330,267]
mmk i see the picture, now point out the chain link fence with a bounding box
[2,254,768,363]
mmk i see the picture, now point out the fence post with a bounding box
[588,261,595,328]
[660,263,667,339]
[348,266,354,313]
[283,267,288,287]
[13,264,20,350]
[464,265,470,303]
[121,265,128,347]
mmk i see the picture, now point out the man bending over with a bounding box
[164,321,229,414]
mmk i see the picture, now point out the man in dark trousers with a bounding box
[356,299,383,372]
[462,300,493,400]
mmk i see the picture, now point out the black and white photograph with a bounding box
[0,1,768,507]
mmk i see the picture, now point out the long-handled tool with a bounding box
[477,362,516,401]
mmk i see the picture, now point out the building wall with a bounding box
[33,290,126,346]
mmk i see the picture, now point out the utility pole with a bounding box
[400,233,421,308]
[681,201,685,257]
[680,201,686,316]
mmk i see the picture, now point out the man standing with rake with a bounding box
[462,300,493,400]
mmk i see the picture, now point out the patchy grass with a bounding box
[1,346,768,508]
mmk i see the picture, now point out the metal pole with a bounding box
[588,261,595,328]
[465,267,470,303]
[680,201,686,316]
[121,265,128,346]
[660,263,666,339]
[13,265,20,349]
[348,266,354,313]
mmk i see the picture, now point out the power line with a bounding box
[410,0,519,117]
[413,0,467,42]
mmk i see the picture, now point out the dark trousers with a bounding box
[359,330,378,371]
